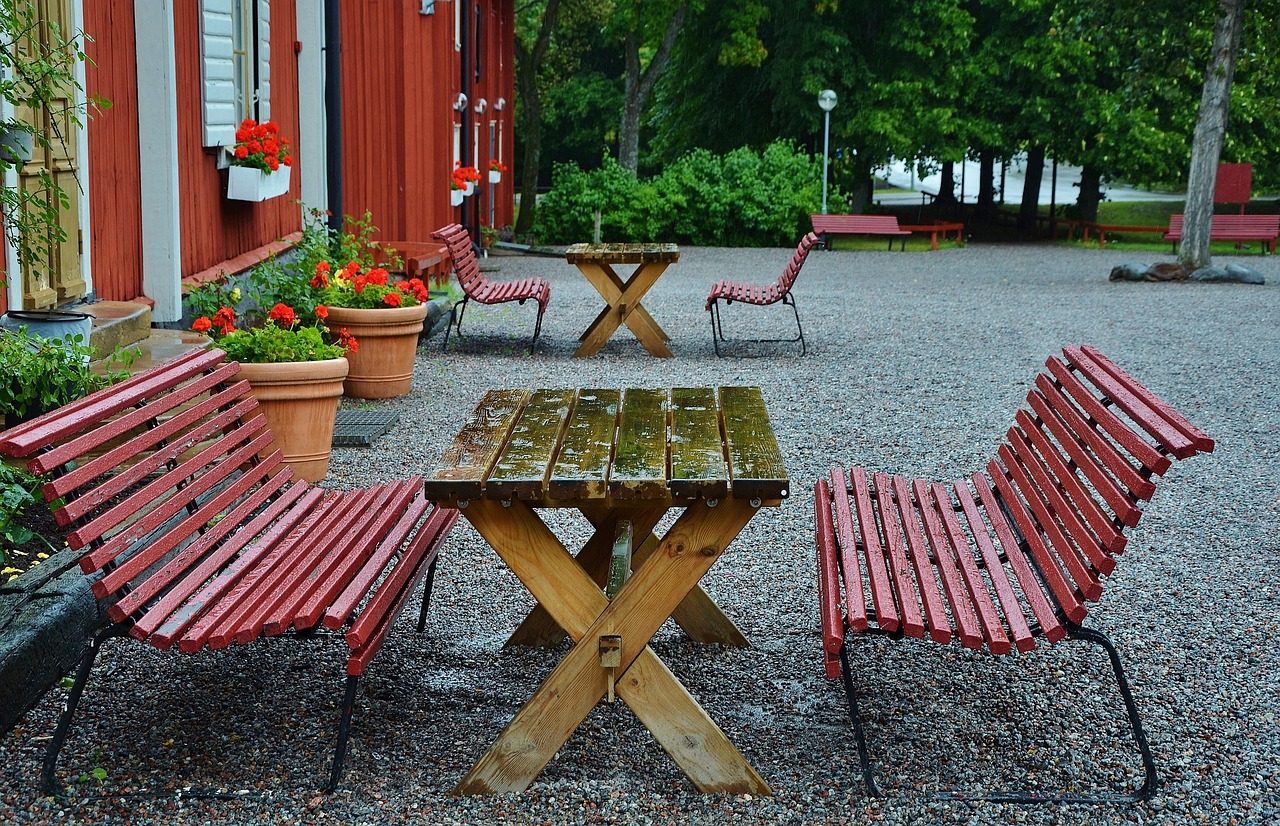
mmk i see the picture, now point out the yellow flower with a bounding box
[230,287,242,302]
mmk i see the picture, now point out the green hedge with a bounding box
[535,141,836,247]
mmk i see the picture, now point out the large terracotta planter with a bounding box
[237,358,348,482]
[325,303,429,399]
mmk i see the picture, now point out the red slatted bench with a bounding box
[814,345,1214,802]
[1164,213,1280,253]
[811,214,911,251]
[0,349,459,794]
[706,232,819,356]
[431,223,551,353]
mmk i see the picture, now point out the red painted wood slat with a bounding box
[878,473,949,644]
[828,467,870,632]
[929,482,1010,654]
[1063,347,1196,459]
[1046,357,1170,475]
[848,468,898,632]
[1029,381,1147,523]
[953,479,1036,653]
[854,471,922,638]
[814,479,845,678]
[889,474,952,644]
[912,479,983,649]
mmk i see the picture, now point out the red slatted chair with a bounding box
[431,223,551,354]
[0,350,459,794]
[706,232,819,356]
[814,345,1214,802]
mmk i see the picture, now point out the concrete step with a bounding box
[93,327,213,376]
[84,300,153,357]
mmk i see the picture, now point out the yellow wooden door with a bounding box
[12,0,84,309]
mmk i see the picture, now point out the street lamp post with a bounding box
[818,89,837,214]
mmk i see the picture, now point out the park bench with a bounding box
[432,223,551,354]
[0,349,459,794]
[814,345,1214,802]
[1164,213,1280,253]
[706,232,819,356]
[898,220,965,250]
[811,214,911,251]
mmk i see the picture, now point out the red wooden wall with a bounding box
[341,0,513,243]
[83,0,143,304]
[172,0,302,278]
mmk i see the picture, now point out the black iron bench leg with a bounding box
[783,293,806,357]
[530,303,545,355]
[416,556,440,634]
[327,675,361,793]
[41,626,128,797]
[836,643,882,797]
[709,299,725,357]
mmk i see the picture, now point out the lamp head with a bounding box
[818,89,837,112]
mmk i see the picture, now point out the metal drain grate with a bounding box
[332,410,400,446]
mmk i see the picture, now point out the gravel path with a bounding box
[2,242,1277,824]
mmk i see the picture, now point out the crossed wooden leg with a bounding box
[454,497,769,795]
[506,504,750,648]
[573,261,673,357]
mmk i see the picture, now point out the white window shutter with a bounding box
[199,0,237,146]
[256,0,271,121]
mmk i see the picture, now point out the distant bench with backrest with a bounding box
[706,231,819,356]
[0,349,459,794]
[811,214,911,251]
[1164,213,1280,254]
[814,345,1214,802]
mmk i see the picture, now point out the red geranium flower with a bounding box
[314,304,329,320]
[383,292,402,307]
[268,303,297,326]
[192,316,212,333]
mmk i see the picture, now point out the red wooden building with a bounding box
[2,0,514,323]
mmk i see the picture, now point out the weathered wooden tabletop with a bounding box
[564,242,681,265]
[423,386,789,508]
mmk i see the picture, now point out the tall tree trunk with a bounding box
[1179,0,1244,269]
[619,5,686,172]
[1075,163,1103,223]
[934,161,957,206]
[976,149,996,219]
[1018,146,1046,234]
[513,0,563,237]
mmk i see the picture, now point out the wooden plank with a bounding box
[669,387,728,500]
[953,479,1036,653]
[1063,347,1196,459]
[1077,345,1215,454]
[610,388,669,500]
[828,468,869,632]
[1045,357,1170,475]
[876,472,948,644]
[911,479,983,650]
[487,389,576,501]
[548,389,621,501]
[565,242,680,264]
[423,389,529,503]
[814,478,845,676]
[929,482,1010,654]
[719,386,788,502]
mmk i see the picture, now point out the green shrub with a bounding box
[535,141,835,246]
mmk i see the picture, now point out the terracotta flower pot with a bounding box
[236,357,348,483]
[325,303,429,399]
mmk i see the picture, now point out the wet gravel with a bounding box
[1,242,1277,824]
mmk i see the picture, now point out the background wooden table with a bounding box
[564,243,680,357]
[424,386,789,795]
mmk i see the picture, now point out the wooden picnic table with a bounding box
[424,386,789,795]
[565,243,680,357]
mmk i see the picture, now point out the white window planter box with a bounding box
[489,170,501,184]
[227,164,292,202]
[450,189,464,206]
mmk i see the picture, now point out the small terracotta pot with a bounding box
[325,303,429,399]
[236,357,348,482]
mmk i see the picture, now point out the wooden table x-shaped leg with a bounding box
[453,497,771,795]
[506,505,749,648]
[573,260,674,357]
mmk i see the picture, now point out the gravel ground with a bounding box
[1,242,1277,824]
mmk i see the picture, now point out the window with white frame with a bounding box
[200,0,271,147]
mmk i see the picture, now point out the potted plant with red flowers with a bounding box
[309,258,431,399]
[489,160,507,184]
[226,118,294,201]
[453,162,482,196]
[187,293,355,482]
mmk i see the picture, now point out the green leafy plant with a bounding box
[0,328,120,423]
[0,461,50,572]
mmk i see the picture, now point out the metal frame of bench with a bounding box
[814,345,1214,803]
[1164,213,1280,254]
[705,232,818,357]
[431,223,551,354]
[811,215,911,251]
[0,350,459,795]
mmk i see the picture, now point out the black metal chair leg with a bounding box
[416,556,440,634]
[530,304,545,355]
[837,643,882,797]
[441,301,459,352]
[1066,625,1159,801]
[41,627,124,797]
[785,294,806,356]
[327,675,361,793]
[709,300,724,357]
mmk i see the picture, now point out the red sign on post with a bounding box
[1215,163,1252,205]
